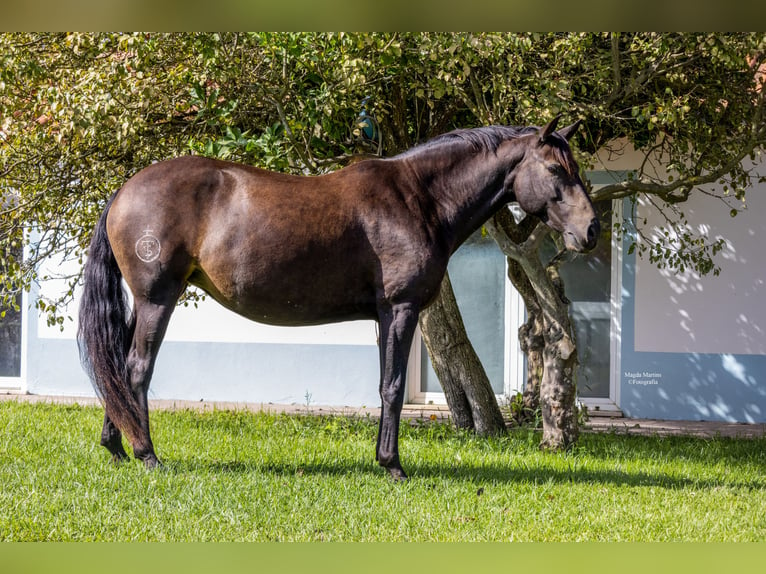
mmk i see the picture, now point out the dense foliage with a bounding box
[2,32,765,319]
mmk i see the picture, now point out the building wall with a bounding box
[27,268,383,407]
[618,157,766,422]
[17,146,766,423]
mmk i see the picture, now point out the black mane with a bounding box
[398,126,537,158]
[396,124,579,177]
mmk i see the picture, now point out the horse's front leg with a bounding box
[376,301,419,481]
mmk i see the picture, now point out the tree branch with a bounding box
[266,94,316,172]
[605,32,622,107]
[591,133,765,204]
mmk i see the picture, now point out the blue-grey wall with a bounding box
[619,199,766,423]
[25,287,382,408]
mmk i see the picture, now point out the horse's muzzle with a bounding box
[563,217,600,253]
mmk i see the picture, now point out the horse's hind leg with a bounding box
[126,295,179,468]
[100,413,128,463]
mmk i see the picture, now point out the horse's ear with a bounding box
[538,115,561,145]
[557,119,582,141]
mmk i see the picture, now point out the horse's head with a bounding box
[510,116,599,253]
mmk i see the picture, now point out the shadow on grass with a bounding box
[575,430,766,472]
[50,403,761,491]
[405,459,765,491]
[157,449,766,492]
[138,410,766,490]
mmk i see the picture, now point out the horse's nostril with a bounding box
[586,217,600,246]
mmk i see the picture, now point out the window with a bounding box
[0,298,22,379]
[540,197,621,411]
[408,230,524,403]
[0,241,23,388]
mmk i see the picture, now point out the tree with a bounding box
[2,33,766,449]
[0,32,508,435]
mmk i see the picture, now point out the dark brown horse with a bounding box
[78,116,598,480]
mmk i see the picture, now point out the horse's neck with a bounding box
[405,143,524,250]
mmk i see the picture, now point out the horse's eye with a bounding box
[547,164,564,175]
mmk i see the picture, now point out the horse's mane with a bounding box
[396,125,579,177]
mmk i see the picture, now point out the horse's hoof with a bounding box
[110,452,129,465]
[387,467,409,482]
[142,455,162,470]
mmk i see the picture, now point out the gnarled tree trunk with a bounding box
[539,306,579,449]
[537,264,579,449]
[486,209,579,451]
[418,272,507,436]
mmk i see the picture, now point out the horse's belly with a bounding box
[231,301,375,327]
[188,266,378,327]
[218,295,377,327]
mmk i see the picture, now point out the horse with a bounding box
[77,115,599,480]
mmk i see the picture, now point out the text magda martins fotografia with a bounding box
[625,371,663,386]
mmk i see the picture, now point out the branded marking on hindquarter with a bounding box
[135,230,161,263]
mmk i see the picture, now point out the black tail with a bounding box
[77,193,142,441]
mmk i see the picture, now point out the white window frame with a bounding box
[0,287,28,394]
[405,258,527,405]
[575,192,623,414]
[405,190,624,414]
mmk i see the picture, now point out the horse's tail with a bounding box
[77,192,142,441]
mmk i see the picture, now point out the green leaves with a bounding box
[1,33,765,321]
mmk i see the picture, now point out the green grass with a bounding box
[1,400,766,541]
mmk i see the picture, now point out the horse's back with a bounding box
[106,155,447,325]
[106,156,383,323]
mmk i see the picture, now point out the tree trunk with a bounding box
[539,316,579,449]
[523,260,579,450]
[486,210,580,450]
[418,271,507,436]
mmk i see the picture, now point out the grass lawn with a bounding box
[1,400,765,541]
